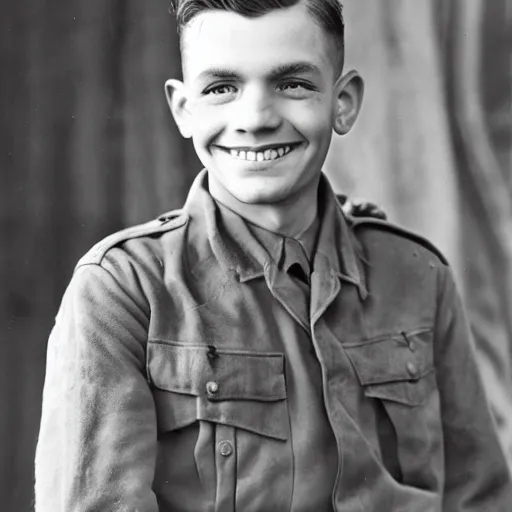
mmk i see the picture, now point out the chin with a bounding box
[226,186,285,205]
[225,175,296,205]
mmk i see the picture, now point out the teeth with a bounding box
[228,145,295,161]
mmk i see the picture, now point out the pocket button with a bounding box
[219,440,233,457]
[206,381,219,397]
[406,361,418,378]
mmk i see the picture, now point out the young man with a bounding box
[35,0,511,510]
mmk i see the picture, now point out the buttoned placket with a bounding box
[214,424,237,512]
[266,249,348,511]
[310,255,391,512]
[308,255,345,511]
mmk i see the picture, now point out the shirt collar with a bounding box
[183,169,368,299]
[218,206,314,284]
[216,201,285,276]
[314,176,368,300]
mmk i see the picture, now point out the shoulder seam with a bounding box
[350,217,448,266]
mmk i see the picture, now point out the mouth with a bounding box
[217,143,301,162]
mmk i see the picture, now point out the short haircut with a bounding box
[169,0,345,74]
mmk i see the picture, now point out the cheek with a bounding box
[189,102,227,145]
[284,99,334,143]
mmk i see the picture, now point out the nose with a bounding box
[233,85,282,133]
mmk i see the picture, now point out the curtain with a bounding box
[327,0,512,463]
[0,0,510,510]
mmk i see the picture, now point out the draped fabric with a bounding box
[0,0,510,510]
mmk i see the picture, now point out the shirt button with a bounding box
[218,440,233,457]
[206,381,219,397]
[408,340,416,352]
[406,361,418,378]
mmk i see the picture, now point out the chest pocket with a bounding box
[147,340,289,441]
[343,329,443,490]
[344,328,436,405]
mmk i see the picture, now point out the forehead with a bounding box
[181,3,334,82]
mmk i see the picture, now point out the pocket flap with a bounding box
[147,341,289,440]
[364,370,436,406]
[343,329,433,385]
[147,341,286,401]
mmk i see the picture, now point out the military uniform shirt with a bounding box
[35,169,512,512]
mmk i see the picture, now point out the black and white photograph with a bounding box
[1,0,512,510]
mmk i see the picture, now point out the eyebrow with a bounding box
[196,62,321,82]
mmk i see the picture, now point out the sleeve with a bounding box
[434,264,512,511]
[34,262,159,512]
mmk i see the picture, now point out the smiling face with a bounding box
[168,2,361,206]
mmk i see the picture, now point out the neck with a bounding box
[208,175,320,238]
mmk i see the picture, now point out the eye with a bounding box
[203,84,237,96]
[277,81,316,97]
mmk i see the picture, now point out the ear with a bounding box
[332,70,364,136]
[165,78,193,139]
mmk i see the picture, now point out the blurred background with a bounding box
[0,0,511,509]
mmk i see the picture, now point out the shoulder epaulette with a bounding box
[76,209,188,268]
[349,216,448,265]
[336,194,388,220]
